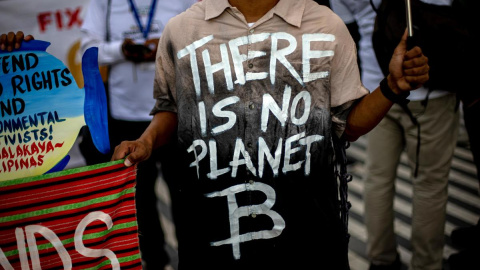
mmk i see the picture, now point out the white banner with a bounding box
[0,0,91,88]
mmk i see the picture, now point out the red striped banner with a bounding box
[0,160,142,270]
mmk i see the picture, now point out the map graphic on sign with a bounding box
[0,40,109,181]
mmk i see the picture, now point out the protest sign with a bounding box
[0,160,141,270]
[0,40,109,181]
[0,0,92,88]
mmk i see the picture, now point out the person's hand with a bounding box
[387,30,429,94]
[121,38,151,63]
[143,38,159,62]
[0,31,34,51]
[111,140,152,167]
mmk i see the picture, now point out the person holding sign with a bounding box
[111,0,429,269]
[0,31,34,51]
[80,1,197,269]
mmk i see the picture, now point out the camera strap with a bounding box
[127,0,158,40]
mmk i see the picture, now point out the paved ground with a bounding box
[344,136,479,270]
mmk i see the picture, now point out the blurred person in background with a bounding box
[330,0,459,269]
[80,0,197,269]
[447,0,480,269]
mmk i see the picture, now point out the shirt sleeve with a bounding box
[80,0,125,65]
[329,12,369,137]
[151,24,178,115]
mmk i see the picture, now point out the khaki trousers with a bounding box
[364,94,459,270]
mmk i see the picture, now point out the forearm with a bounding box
[344,84,394,141]
[344,35,429,141]
[138,111,178,150]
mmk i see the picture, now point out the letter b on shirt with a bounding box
[205,182,285,259]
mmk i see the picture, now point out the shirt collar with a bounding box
[204,0,231,21]
[204,0,306,28]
